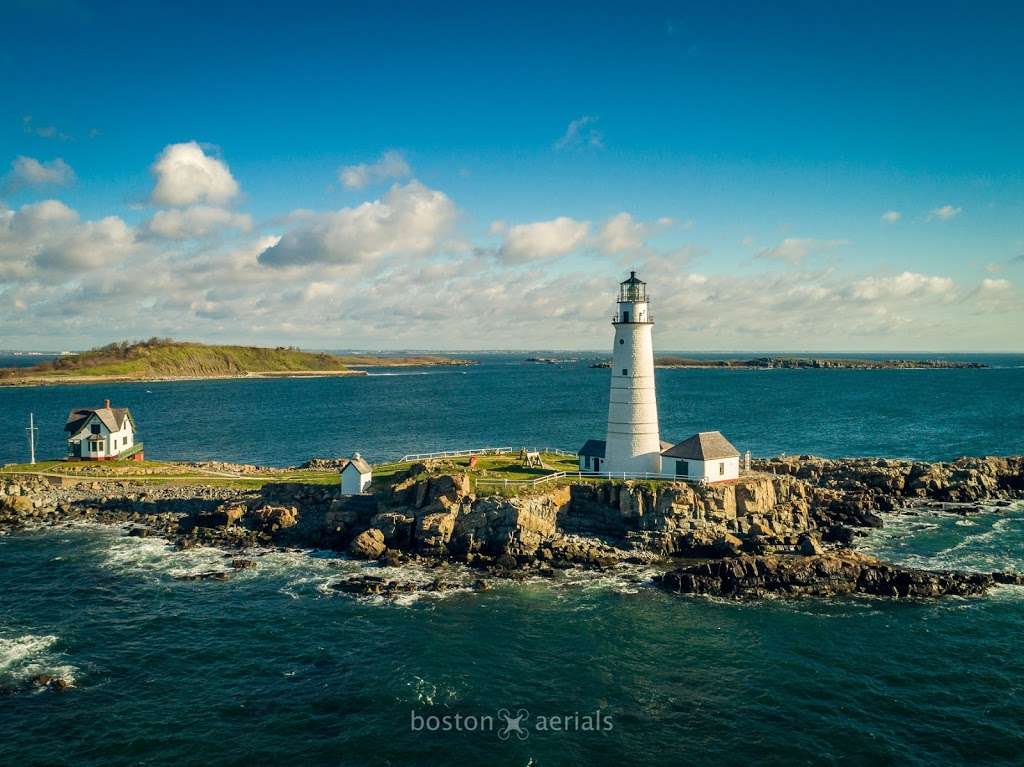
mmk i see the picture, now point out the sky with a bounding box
[1,0,1022,352]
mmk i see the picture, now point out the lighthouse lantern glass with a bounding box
[619,272,647,303]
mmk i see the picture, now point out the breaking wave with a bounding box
[0,632,77,689]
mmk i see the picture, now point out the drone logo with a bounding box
[496,708,530,740]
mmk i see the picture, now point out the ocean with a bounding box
[2,353,1023,765]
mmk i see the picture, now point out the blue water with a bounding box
[2,354,1023,765]
[2,353,1022,466]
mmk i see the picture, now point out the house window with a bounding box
[719,462,725,475]
[91,424,101,434]
[622,368,628,376]
[675,460,688,477]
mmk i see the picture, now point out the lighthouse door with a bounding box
[622,311,630,323]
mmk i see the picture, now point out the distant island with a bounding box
[590,356,987,370]
[0,339,470,386]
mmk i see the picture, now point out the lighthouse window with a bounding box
[619,339,624,344]
[622,368,628,375]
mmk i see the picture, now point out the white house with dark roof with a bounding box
[64,400,142,461]
[340,453,372,495]
[660,431,739,483]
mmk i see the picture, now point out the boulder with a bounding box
[349,528,387,559]
[797,533,824,556]
[249,505,298,532]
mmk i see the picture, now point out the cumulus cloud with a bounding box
[338,150,411,190]
[554,116,603,151]
[145,206,252,240]
[849,271,956,302]
[3,156,76,193]
[598,212,647,255]
[259,181,456,267]
[757,238,849,265]
[0,199,135,278]
[150,142,239,207]
[881,210,901,223]
[928,204,961,221]
[968,277,1017,313]
[498,216,591,263]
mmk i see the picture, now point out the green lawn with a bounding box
[0,458,339,489]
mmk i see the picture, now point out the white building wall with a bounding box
[341,467,372,495]
[667,456,740,482]
[70,415,135,458]
[604,299,661,473]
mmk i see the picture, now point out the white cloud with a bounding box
[499,216,591,263]
[598,212,647,254]
[850,271,956,302]
[928,204,961,221]
[145,206,252,240]
[150,141,239,207]
[554,116,603,151]
[0,199,135,278]
[339,150,411,190]
[757,237,849,265]
[3,156,76,193]
[969,277,1017,313]
[259,181,456,267]
[881,210,902,223]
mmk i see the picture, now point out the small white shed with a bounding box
[661,431,740,483]
[340,453,372,495]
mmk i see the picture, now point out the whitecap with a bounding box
[0,632,78,689]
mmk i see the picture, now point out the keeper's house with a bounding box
[65,400,142,461]
[660,431,739,483]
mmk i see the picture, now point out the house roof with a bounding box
[341,454,372,474]
[64,406,134,436]
[578,439,606,457]
[661,431,739,460]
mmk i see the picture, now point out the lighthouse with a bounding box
[604,272,662,474]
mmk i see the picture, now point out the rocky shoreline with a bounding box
[1,455,1021,609]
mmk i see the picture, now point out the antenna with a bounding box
[26,413,38,465]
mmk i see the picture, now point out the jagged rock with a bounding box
[656,552,995,599]
[349,528,387,559]
[230,559,257,570]
[369,511,414,546]
[797,533,823,556]
[249,505,298,532]
[0,496,34,515]
[174,570,233,581]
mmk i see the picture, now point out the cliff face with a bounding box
[756,456,1024,506]
[563,474,815,555]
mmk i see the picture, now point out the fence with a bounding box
[475,469,707,488]
[396,447,576,463]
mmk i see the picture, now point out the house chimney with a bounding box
[104,399,110,409]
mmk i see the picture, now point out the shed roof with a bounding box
[661,431,739,460]
[578,439,606,457]
[341,454,372,474]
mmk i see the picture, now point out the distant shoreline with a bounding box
[588,356,988,370]
[0,362,475,388]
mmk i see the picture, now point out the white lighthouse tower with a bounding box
[604,271,662,474]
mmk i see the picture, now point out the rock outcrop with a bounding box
[656,552,996,599]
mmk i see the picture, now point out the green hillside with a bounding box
[0,339,465,383]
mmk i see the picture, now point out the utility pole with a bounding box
[26,413,38,465]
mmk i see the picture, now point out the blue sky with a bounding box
[1,1,1022,350]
